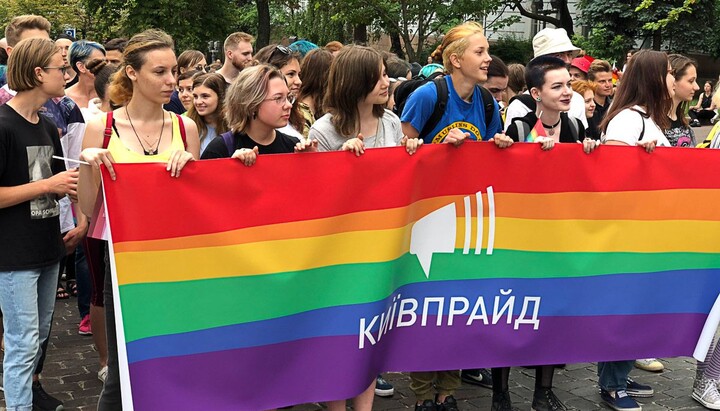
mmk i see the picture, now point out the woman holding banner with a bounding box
[77,29,200,410]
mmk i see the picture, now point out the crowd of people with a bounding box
[1,12,720,411]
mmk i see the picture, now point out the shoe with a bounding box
[32,380,64,411]
[626,377,653,397]
[98,366,108,383]
[415,399,437,411]
[693,378,720,410]
[532,387,567,410]
[78,314,92,336]
[600,389,641,411]
[375,374,394,397]
[491,390,519,411]
[712,116,719,125]
[692,119,702,127]
[0,370,3,391]
[437,395,459,411]
[461,368,493,388]
[56,286,69,299]
[634,358,663,372]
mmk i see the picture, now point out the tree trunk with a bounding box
[256,0,271,49]
[557,0,574,36]
[652,30,662,50]
[353,24,367,45]
[390,32,405,59]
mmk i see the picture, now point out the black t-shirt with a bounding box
[506,112,585,143]
[201,130,300,159]
[0,104,66,270]
[163,90,186,115]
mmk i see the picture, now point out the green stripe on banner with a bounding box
[119,250,720,342]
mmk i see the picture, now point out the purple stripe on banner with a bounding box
[128,313,705,410]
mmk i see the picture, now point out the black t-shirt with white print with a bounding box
[0,104,66,270]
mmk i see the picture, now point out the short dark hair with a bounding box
[487,55,509,79]
[56,33,75,42]
[104,37,128,53]
[524,55,567,90]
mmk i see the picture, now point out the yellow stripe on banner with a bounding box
[115,227,413,285]
[493,218,720,253]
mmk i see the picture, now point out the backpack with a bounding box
[511,113,581,142]
[102,111,188,149]
[393,72,496,140]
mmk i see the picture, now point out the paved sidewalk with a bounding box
[0,298,709,410]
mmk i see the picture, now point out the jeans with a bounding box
[98,247,122,411]
[75,244,91,318]
[598,360,634,391]
[0,263,59,411]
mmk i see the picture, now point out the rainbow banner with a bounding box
[103,143,720,410]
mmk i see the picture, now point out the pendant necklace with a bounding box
[541,116,561,136]
[126,107,165,155]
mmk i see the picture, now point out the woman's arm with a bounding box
[78,115,115,217]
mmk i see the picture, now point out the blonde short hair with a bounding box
[224,32,254,52]
[225,64,285,132]
[7,37,58,91]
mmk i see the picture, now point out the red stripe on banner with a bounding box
[103,143,720,242]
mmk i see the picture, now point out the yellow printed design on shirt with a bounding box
[431,121,481,144]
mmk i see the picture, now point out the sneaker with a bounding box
[634,358,663,372]
[692,119,702,127]
[415,399,438,411]
[693,378,720,410]
[98,366,109,383]
[461,368,493,388]
[437,395,459,411]
[78,314,92,336]
[625,377,653,397]
[532,387,567,411]
[491,390,519,411]
[375,374,394,397]
[600,389,641,411]
[32,381,64,411]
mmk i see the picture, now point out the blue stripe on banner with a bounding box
[127,268,720,363]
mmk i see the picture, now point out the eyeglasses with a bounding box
[194,64,208,72]
[264,94,296,105]
[43,66,68,75]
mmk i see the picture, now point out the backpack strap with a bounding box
[175,113,188,149]
[102,112,113,149]
[221,131,235,156]
[478,86,497,134]
[513,119,531,143]
[629,108,647,141]
[419,77,448,140]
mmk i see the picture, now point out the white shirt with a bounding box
[601,106,670,146]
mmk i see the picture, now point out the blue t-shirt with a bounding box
[400,75,502,144]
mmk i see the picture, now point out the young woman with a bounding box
[255,44,305,140]
[689,80,716,127]
[66,40,106,109]
[666,54,698,147]
[305,44,419,411]
[399,21,505,410]
[0,37,76,411]
[177,49,207,74]
[570,80,597,139]
[597,49,674,411]
[601,49,674,151]
[177,69,199,113]
[504,56,586,148]
[297,48,333,138]
[201,64,315,162]
[78,29,200,411]
[187,72,229,155]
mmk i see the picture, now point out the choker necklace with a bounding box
[126,107,165,155]
[541,116,561,136]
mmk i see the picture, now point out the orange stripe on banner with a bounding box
[113,195,463,253]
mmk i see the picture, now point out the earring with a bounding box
[252,112,257,119]
[535,97,542,102]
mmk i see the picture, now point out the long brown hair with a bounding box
[323,45,387,137]
[667,53,696,128]
[186,73,229,141]
[298,48,332,119]
[600,50,672,134]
